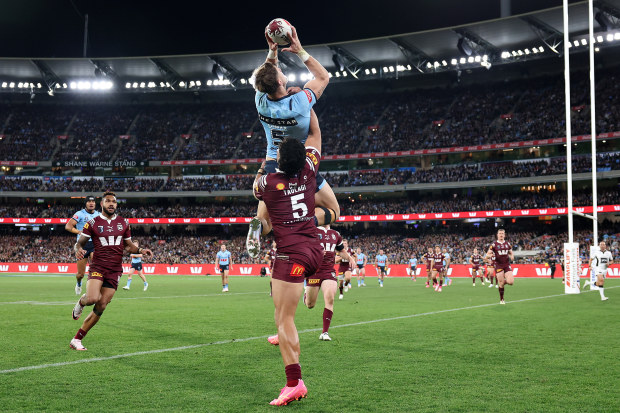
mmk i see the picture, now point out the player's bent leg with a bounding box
[504,271,514,286]
[304,285,320,309]
[82,278,103,306]
[314,182,340,225]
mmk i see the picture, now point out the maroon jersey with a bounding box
[471,253,482,267]
[317,227,344,275]
[424,252,433,270]
[254,147,321,254]
[432,252,444,270]
[81,215,131,273]
[338,247,353,272]
[490,241,512,267]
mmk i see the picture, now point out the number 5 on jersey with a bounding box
[290,193,308,219]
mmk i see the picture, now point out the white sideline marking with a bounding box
[1,287,614,375]
[0,291,268,306]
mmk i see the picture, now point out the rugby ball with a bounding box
[266,18,292,46]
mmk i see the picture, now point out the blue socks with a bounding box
[127,279,132,287]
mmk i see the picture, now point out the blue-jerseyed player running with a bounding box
[376,250,389,287]
[122,240,148,291]
[408,255,418,281]
[355,248,367,287]
[216,244,233,292]
[246,25,340,258]
[65,196,100,294]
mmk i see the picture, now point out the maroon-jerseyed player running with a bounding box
[305,225,352,341]
[470,248,485,286]
[254,129,324,405]
[336,239,354,298]
[70,191,153,351]
[487,229,514,304]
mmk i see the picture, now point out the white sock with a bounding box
[599,287,605,299]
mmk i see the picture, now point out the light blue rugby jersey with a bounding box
[131,254,142,264]
[217,250,231,265]
[409,258,417,266]
[376,254,387,266]
[255,88,317,159]
[356,253,366,265]
[72,208,100,241]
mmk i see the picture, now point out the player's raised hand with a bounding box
[282,26,302,54]
[265,31,278,51]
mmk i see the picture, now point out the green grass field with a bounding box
[0,275,618,412]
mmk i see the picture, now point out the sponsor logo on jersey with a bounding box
[276,183,285,190]
[304,89,313,103]
[308,278,320,285]
[307,152,319,165]
[258,113,298,126]
[84,223,89,229]
[290,263,305,276]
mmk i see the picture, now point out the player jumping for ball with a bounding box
[247,24,339,259]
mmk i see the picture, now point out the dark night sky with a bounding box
[0,0,582,58]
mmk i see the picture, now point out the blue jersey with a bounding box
[356,253,366,265]
[71,208,100,240]
[409,258,417,267]
[131,254,142,264]
[376,254,387,266]
[217,250,231,265]
[255,89,317,159]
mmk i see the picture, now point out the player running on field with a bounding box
[375,249,389,287]
[336,239,354,299]
[486,249,498,288]
[304,225,352,341]
[442,247,452,286]
[470,248,485,286]
[65,195,100,294]
[423,247,434,288]
[122,240,148,291]
[487,229,514,304]
[247,24,339,259]
[408,254,418,281]
[431,245,445,292]
[70,191,153,351]
[585,241,613,301]
[216,244,233,292]
[355,248,367,287]
[254,113,324,406]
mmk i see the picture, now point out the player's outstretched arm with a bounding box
[264,32,279,65]
[65,218,79,235]
[282,26,329,99]
[124,239,152,258]
[304,109,321,153]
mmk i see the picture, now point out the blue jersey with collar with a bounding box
[356,253,366,265]
[131,254,142,264]
[376,254,387,266]
[409,258,417,266]
[72,208,100,241]
[255,88,317,159]
[217,250,231,265]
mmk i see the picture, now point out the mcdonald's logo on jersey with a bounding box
[290,263,305,276]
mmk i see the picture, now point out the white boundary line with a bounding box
[1,287,614,375]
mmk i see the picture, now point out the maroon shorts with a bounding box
[433,265,444,272]
[494,264,512,273]
[307,267,337,287]
[472,265,480,271]
[88,268,122,290]
[337,263,350,274]
[272,246,323,284]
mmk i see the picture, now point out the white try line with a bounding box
[0,291,269,306]
[1,287,614,375]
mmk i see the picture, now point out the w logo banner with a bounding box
[239,267,253,275]
[190,267,203,274]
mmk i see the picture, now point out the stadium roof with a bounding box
[1,0,620,94]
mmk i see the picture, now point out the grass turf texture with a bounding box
[0,275,617,412]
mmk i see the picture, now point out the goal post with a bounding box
[564,243,580,294]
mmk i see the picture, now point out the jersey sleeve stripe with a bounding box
[81,233,91,238]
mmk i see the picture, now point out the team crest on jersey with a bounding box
[98,226,104,233]
[307,152,318,165]
[276,183,285,190]
[117,223,123,231]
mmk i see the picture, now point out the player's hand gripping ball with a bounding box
[266,18,292,45]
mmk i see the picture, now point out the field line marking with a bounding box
[1,286,615,375]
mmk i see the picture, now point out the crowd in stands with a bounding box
[0,68,618,162]
[1,226,617,267]
[1,151,618,192]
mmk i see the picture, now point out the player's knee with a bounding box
[93,303,105,316]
